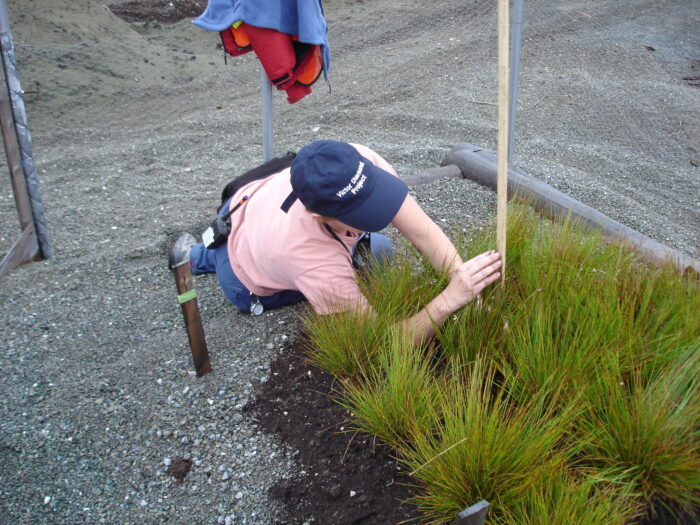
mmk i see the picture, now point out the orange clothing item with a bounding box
[220,23,323,103]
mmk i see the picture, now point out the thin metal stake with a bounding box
[261,68,273,162]
[507,0,524,163]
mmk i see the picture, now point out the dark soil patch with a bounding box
[251,338,699,525]
[250,339,422,525]
[639,505,699,525]
[109,0,205,24]
[166,456,192,483]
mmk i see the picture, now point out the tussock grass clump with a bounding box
[339,330,444,450]
[501,472,640,525]
[401,361,577,523]
[303,204,700,523]
[578,349,700,514]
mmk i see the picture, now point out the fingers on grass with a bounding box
[478,272,501,292]
[474,261,502,283]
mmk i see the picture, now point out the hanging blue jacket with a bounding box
[193,0,330,77]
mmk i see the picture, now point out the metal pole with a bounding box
[507,0,524,163]
[261,68,273,162]
[0,0,8,32]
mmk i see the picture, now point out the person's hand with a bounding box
[443,251,502,311]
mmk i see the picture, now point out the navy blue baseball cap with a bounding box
[290,141,409,232]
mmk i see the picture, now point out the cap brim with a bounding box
[337,159,409,232]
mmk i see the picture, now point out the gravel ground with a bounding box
[1,0,698,523]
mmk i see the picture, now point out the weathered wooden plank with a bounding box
[0,36,31,232]
[0,223,38,278]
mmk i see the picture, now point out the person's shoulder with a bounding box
[348,143,378,159]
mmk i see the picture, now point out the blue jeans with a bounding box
[189,241,306,313]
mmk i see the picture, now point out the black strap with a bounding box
[280,191,298,213]
[323,224,350,254]
[219,152,296,213]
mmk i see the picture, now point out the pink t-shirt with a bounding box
[226,144,398,314]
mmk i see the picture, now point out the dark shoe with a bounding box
[168,232,197,270]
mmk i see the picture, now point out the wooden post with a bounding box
[0,224,38,278]
[0,0,51,276]
[172,261,211,376]
[0,56,33,233]
[496,0,510,282]
[456,500,489,525]
[0,30,39,277]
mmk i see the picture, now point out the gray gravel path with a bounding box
[1,0,698,524]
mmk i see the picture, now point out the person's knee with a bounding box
[369,233,393,264]
[352,233,393,269]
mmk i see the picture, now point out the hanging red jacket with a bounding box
[219,23,323,104]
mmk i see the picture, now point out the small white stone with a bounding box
[235,492,243,500]
[140,499,148,507]
[349,490,356,497]
[43,496,51,505]
[163,458,172,466]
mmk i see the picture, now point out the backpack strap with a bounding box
[218,152,296,213]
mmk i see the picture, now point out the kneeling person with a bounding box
[172,140,501,342]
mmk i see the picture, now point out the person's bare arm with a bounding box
[397,250,502,344]
[391,195,463,275]
[391,195,502,343]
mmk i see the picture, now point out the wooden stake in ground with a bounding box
[497,0,510,282]
[172,261,211,376]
